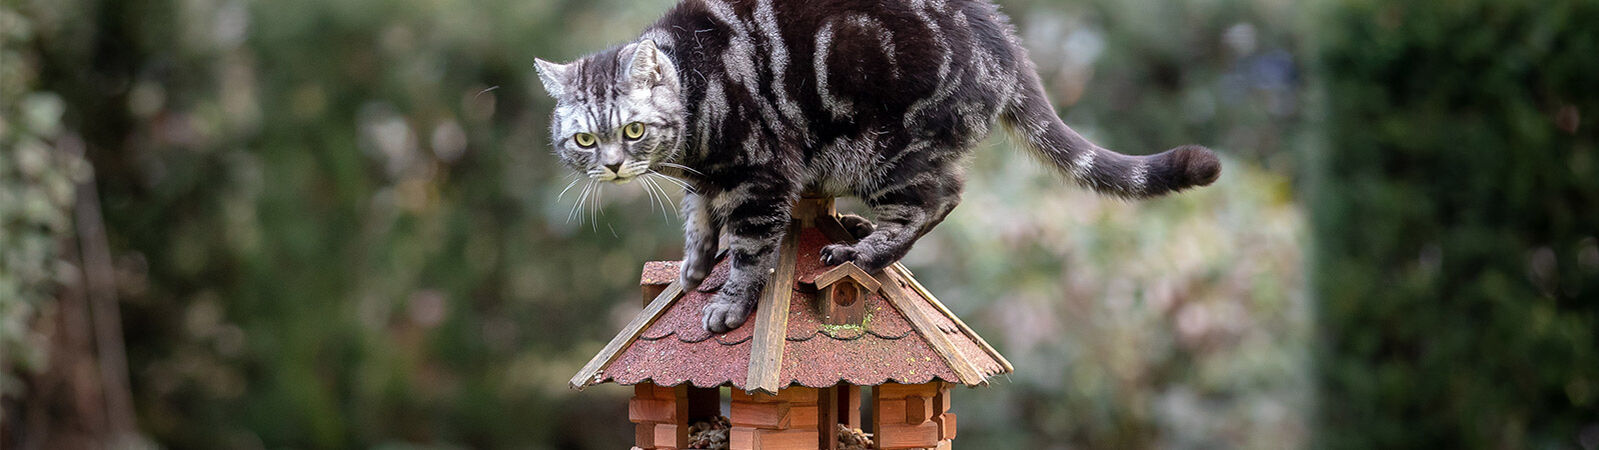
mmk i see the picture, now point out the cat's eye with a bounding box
[572,132,598,148]
[623,122,646,140]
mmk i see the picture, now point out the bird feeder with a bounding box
[571,196,1012,450]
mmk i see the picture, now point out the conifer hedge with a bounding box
[1311,1,1599,448]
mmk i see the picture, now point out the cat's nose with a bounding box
[605,163,623,174]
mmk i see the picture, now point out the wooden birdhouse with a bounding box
[812,262,878,326]
[571,196,1012,450]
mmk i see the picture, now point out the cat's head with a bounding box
[535,39,685,184]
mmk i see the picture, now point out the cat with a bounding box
[534,0,1220,333]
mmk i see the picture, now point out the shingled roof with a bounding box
[570,198,1012,394]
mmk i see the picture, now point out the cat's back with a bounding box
[663,0,1017,120]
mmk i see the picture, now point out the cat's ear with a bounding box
[534,58,571,98]
[625,39,666,90]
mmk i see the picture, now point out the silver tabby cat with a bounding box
[535,0,1221,333]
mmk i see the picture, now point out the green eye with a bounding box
[623,122,646,140]
[572,133,597,148]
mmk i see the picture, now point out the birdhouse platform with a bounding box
[571,196,1012,449]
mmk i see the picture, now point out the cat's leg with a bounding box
[679,192,720,291]
[822,172,962,271]
[701,180,797,333]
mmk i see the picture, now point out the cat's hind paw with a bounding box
[837,214,875,240]
[701,292,755,333]
[820,243,859,266]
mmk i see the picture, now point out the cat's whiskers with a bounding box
[640,172,665,215]
[567,180,596,224]
[648,170,694,192]
[556,176,584,202]
[655,162,705,178]
[643,174,678,220]
[590,183,604,230]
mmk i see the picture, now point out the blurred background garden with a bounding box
[1,0,1595,448]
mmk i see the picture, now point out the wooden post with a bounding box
[631,382,687,449]
[840,385,861,429]
[872,382,944,449]
[818,386,839,450]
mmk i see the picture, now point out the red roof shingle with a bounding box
[575,200,1011,392]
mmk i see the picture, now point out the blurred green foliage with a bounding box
[1310,0,1599,448]
[0,1,86,406]
[5,0,1593,447]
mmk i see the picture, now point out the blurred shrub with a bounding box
[915,156,1310,449]
[10,0,1315,447]
[1310,0,1599,448]
[915,0,1315,447]
[0,1,87,417]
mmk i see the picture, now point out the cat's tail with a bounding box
[1000,71,1220,198]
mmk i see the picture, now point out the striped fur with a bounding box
[535,0,1220,333]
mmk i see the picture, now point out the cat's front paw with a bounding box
[680,260,710,292]
[820,243,859,266]
[702,291,755,333]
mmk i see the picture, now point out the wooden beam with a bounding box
[874,270,987,385]
[569,281,685,389]
[730,401,791,429]
[628,397,675,423]
[840,385,861,429]
[743,221,802,393]
[890,263,1014,374]
[818,386,840,450]
[876,421,941,449]
[651,424,680,450]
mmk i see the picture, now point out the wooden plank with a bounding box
[876,382,939,399]
[730,427,756,450]
[876,398,907,425]
[754,428,821,450]
[628,398,675,423]
[890,263,1014,373]
[819,386,840,450]
[635,423,656,448]
[841,385,861,429]
[743,221,802,394]
[813,262,880,292]
[786,405,820,431]
[874,270,986,385]
[642,284,666,308]
[935,413,957,439]
[569,281,685,389]
[730,401,790,429]
[904,395,934,424]
[876,421,941,449]
[651,424,679,450]
[671,387,692,448]
[651,383,677,400]
[733,386,817,403]
[935,384,951,413]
